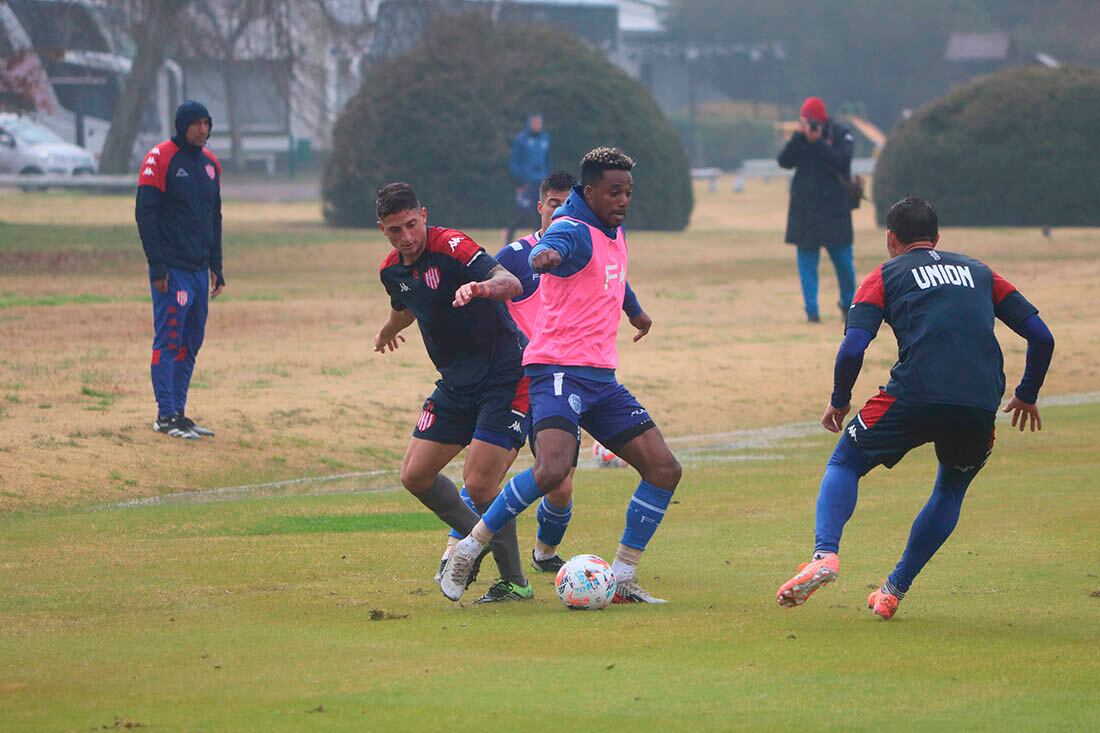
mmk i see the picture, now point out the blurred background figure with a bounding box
[778,96,856,323]
[506,113,550,244]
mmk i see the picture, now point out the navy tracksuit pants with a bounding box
[150,268,208,418]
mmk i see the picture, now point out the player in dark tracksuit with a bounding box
[777,196,1055,619]
[373,182,534,603]
[135,100,225,439]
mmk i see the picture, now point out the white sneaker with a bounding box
[611,568,668,604]
[439,539,482,602]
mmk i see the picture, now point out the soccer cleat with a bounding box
[178,415,214,437]
[474,579,534,603]
[776,553,840,608]
[612,577,668,604]
[153,415,199,440]
[867,588,901,620]
[439,540,482,601]
[531,549,565,573]
[435,547,489,588]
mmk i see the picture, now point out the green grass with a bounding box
[0,292,142,309]
[0,403,1098,730]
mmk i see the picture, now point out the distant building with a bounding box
[945,32,1016,85]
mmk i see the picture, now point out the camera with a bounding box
[807,120,821,133]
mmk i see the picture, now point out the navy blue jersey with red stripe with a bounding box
[380,227,525,389]
[135,139,222,278]
[846,246,1037,412]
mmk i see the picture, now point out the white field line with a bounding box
[98,391,1100,510]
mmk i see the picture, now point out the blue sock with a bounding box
[481,468,543,535]
[620,481,673,551]
[887,463,975,593]
[536,497,572,548]
[813,436,870,554]
[449,485,477,540]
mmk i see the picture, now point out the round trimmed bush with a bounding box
[873,66,1100,226]
[323,14,693,231]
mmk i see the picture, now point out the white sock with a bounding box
[533,544,557,561]
[612,544,642,583]
[442,536,458,561]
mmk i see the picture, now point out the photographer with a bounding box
[778,96,856,323]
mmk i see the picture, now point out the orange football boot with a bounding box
[776,553,840,607]
[867,587,901,620]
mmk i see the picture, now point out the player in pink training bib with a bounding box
[441,147,682,605]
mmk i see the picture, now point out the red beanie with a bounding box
[800,96,828,123]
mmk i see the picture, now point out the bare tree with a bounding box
[188,0,293,172]
[98,0,193,174]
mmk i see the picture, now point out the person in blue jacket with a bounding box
[135,99,225,439]
[505,113,550,244]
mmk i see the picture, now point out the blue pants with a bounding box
[150,268,208,418]
[796,245,856,318]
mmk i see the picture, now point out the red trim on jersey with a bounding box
[379,249,401,271]
[427,227,483,266]
[853,264,886,309]
[202,148,222,180]
[174,346,188,362]
[136,139,178,192]
[858,390,896,429]
[991,270,1017,305]
[151,349,161,366]
[511,376,531,413]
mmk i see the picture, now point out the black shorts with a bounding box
[845,391,995,472]
[412,374,530,451]
[527,421,581,467]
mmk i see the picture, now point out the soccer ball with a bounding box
[555,554,617,610]
[592,441,625,468]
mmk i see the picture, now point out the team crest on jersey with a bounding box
[176,290,189,307]
[205,164,216,179]
[568,394,583,414]
[424,266,441,290]
[417,401,436,432]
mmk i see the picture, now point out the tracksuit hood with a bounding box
[173,100,212,148]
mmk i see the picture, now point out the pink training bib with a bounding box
[505,233,541,338]
[523,217,628,370]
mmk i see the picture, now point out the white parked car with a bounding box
[0,114,97,177]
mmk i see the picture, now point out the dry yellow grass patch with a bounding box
[0,180,1095,509]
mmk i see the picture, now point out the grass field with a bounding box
[1,180,1098,730]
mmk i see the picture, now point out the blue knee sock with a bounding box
[814,436,870,554]
[620,481,673,551]
[448,485,477,540]
[481,468,542,534]
[887,464,973,594]
[536,497,572,548]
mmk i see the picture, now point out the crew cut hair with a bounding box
[886,196,939,244]
[540,170,577,198]
[376,182,421,220]
[580,147,634,186]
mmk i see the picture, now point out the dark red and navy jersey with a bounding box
[135,129,222,280]
[380,226,525,389]
[846,246,1038,412]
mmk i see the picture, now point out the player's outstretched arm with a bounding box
[1002,313,1054,433]
[452,264,521,307]
[822,327,874,432]
[374,308,415,353]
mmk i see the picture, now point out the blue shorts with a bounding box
[412,374,530,451]
[529,371,655,454]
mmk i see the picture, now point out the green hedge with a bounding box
[874,65,1100,226]
[322,14,693,231]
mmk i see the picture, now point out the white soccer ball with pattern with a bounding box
[555,554,617,610]
[592,441,625,468]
